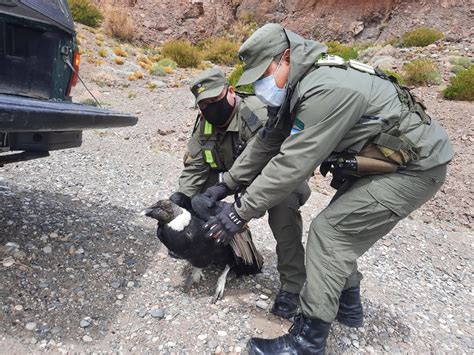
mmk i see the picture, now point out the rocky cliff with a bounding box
[97,0,473,44]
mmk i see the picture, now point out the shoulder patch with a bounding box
[291,118,305,135]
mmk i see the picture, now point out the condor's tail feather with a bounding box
[230,229,263,276]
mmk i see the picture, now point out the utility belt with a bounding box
[316,56,432,188]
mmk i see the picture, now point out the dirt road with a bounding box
[0,29,472,354]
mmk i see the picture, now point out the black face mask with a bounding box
[200,88,235,127]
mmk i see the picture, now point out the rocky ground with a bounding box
[0,26,473,354]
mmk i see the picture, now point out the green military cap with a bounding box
[190,67,227,105]
[237,23,289,86]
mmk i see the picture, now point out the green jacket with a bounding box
[178,95,268,197]
[224,29,454,221]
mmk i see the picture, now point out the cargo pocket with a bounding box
[325,179,401,236]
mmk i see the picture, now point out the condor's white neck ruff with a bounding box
[167,208,191,232]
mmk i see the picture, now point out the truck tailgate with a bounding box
[0,94,138,132]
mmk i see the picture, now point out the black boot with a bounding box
[271,290,299,319]
[336,285,364,327]
[247,314,331,355]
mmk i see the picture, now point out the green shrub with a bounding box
[402,27,444,47]
[383,69,404,84]
[401,59,441,86]
[449,56,471,69]
[200,37,240,66]
[326,41,358,60]
[450,65,467,74]
[68,0,103,28]
[161,40,201,68]
[443,65,474,101]
[383,37,401,47]
[228,63,254,94]
[156,58,177,69]
[150,63,167,76]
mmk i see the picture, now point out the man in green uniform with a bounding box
[170,67,311,317]
[202,24,454,354]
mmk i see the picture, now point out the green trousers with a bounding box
[268,182,311,294]
[300,164,447,322]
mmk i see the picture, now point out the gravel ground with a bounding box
[0,28,473,354]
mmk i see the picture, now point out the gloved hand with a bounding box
[169,192,192,211]
[203,203,246,245]
[203,182,232,208]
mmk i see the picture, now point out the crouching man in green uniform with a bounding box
[169,67,311,317]
[202,24,454,354]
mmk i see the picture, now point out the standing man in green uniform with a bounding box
[202,24,454,354]
[170,67,311,318]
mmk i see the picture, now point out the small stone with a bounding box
[352,340,360,348]
[217,330,227,337]
[111,281,121,289]
[51,326,62,335]
[259,294,269,300]
[366,345,375,353]
[208,340,218,349]
[43,246,52,254]
[198,334,207,341]
[80,318,91,328]
[38,281,50,289]
[75,247,84,255]
[127,281,135,288]
[2,256,15,267]
[25,322,37,331]
[138,309,147,318]
[383,344,391,351]
[149,308,165,319]
[256,300,268,310]
[341,336,351,346]
[82,335,93,343]
[14,305,23,311]
[235,346,242,352]
[116,294,124,300]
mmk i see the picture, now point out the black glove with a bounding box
[203,203,246,245]
[169,192,192,211]
[203,182,232,208]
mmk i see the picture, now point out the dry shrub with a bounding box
[163,66,174,74]
[113,46,128,57]
[87,57,105,65]
[98,48,107,58]
[104,6,135,42]
[230,20,258,42]
[161,40,201,68]
[200,37,240,66]
[114,57,125,65]
[128,74,138,81]
[401,59,441,86]
[134,71,144,79]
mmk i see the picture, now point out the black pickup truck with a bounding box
[0,0,137,165]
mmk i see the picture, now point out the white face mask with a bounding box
[254,58,287,107]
